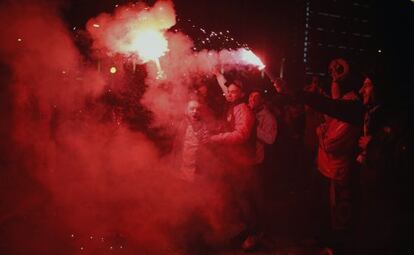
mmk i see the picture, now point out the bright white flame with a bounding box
[240,49,266,70]
[126,29,168,79]
[130,30,168,63]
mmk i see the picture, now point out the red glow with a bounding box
[1,2,268,253]
[86,1,176,80]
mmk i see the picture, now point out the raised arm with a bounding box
[214,71,228,96]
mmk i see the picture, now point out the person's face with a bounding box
[248,92,262,110]
[227,84,244,103]
[186,101,201,121]
[359,78,374,105]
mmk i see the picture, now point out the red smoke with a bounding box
[87,0,264,127]
[0,1,251,254]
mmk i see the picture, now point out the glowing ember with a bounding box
[239,48,266,70]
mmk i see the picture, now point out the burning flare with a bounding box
[87,1,176,80]
[131,30,168,63]
[130,29,168,79]
[239,48,266,70]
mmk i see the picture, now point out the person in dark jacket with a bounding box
[209,73,260,251]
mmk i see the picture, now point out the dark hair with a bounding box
[249,89,262,95]
[362,69,385,102]
[225,79,244,91]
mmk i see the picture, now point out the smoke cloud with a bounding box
[0,1,261,254]
[86,0,265,127]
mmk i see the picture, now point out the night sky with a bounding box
[61,0,414,96]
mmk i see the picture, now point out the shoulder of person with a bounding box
[233,102,251,112]
[233,103,254,120]
[257,105,273,116]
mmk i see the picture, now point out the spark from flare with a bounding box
[110,66,117,74]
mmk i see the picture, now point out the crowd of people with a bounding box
[171,58,411,254]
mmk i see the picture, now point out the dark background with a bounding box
[62,0,414,99]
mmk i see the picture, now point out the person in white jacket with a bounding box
[248,91,278,164]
